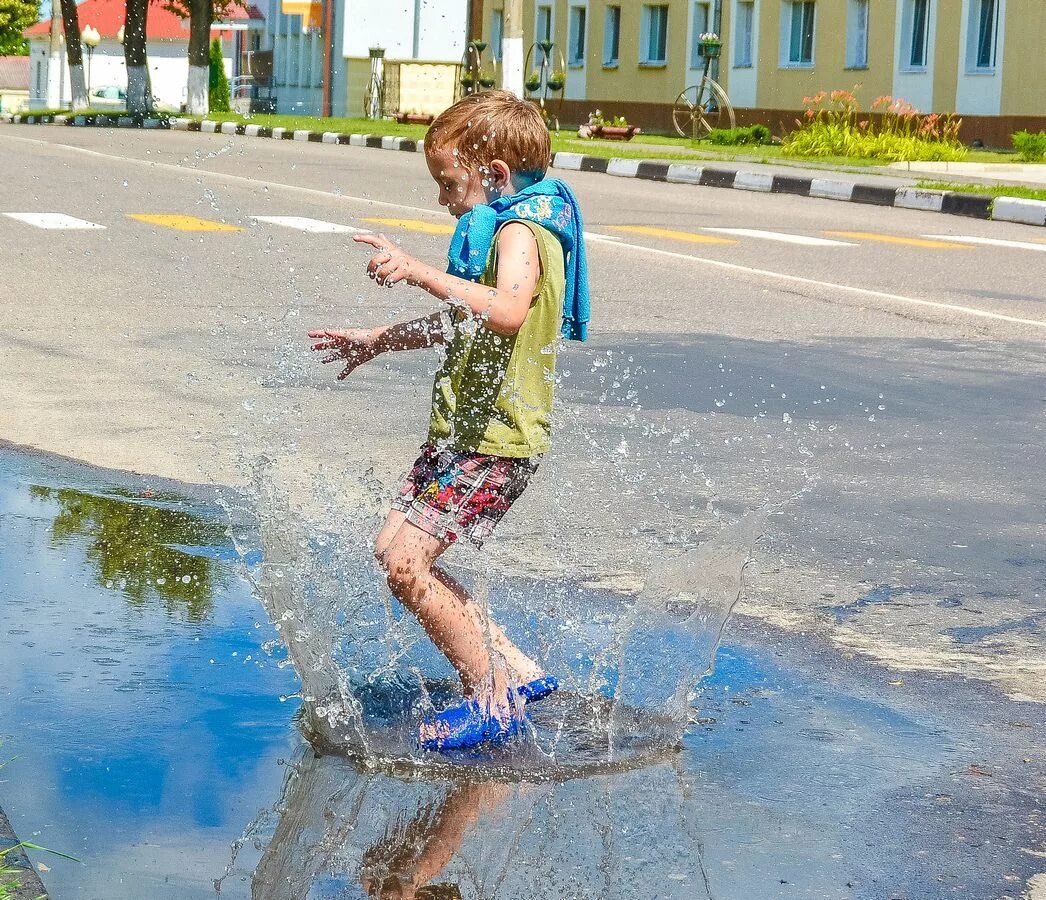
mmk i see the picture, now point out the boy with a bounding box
[308,91,588,753]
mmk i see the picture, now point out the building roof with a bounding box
[25,0,264,41]
[0,56,29,90]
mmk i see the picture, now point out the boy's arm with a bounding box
[353,225,541,337]
[308,311,444,380]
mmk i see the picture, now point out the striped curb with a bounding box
[4,113,1043,227]
[553,151,1045,227]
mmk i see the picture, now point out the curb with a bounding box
[4,113,1044,227]
[0,806,49,899]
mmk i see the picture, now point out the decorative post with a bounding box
[81,26,101,97]
[366,46,385,119]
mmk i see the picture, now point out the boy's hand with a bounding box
[354,233,419,288]
[308,328,382,380]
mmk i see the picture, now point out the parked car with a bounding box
[89,85,126,109]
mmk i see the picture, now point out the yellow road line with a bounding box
[128,214,243,232]
[826,231,972,250]
[609,225,737,245]
[362,217,455,235]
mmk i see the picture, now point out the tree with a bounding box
[163,0,240,116]
[123,0,152,114]
[0,0,36,55]
[208,36,229,111]
[57,0,88,109]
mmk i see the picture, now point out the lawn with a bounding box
[916,180,1046,202]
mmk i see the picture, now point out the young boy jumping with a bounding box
[308,91,589,753]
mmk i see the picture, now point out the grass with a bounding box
[916,180,1046,202]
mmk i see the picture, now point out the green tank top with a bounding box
[428,220,566,458]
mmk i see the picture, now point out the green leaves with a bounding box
[0,0,37,56]
[1012,130,1046,162]
[208,36,230,112]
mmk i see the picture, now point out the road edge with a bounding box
[3,113,1045,228]
[0,805,50,899]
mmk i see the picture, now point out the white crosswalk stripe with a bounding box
[250,215,368,234]
[3,212,105,230]
[703,227,856,247]
[923,234,1046,253]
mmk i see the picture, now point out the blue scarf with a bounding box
[446,178,589,342]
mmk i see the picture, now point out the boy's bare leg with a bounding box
[375,510,542,687]
[430,567,543,684]
[378,519,508,700]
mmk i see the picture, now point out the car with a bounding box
[89,85,126,109]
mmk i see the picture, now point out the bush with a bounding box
[708,124,772,146]
[208,38,231,113]
[783,88,967,162]
[1012,130,1046,162]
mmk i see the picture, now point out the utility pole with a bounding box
[501,0,523,97]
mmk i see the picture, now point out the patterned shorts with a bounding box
[391,444,540,548]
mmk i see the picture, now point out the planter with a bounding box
[479,77,497,89]
[592,124,641,141]
[471,41,488,53]
[525,77,542,92]
[546,75,565,91]
[395,112,434,125]
[699,41,722,58]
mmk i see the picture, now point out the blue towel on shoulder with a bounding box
[446,178,590,342]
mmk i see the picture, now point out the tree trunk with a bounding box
[186,0,212,114]
[58,0,88,109]
[123,0,152,114]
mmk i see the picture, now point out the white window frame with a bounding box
[900,0,931,71]
[846,0,869,68]
[491,9,504,61]
[640,4,669,65]
[603,5,621,66]
[568,5,587,66]
[733,0,755,68]
[780,0,815,67]
[689,0,712,69]
[536,4,553,64]
[965,0,1000,72]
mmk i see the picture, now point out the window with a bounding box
[689,1,711,68]
[641,4,669,64]
[846,0,869,68]
[569,6,587,65]
[536,5,552,63]
[782,0,815,66]
[491,9,504,61]
[603,5,621,65]
[733,0,754,67]
[967,0,999,70]
[901,0,931,69]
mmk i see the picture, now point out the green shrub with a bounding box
[708,124,772,146]
[208,38,231,113]
[1012,130,1046,162]
[783,88,967,162]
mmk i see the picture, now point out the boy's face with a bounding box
[426,149,506,219]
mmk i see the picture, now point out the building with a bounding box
[259,0,469,117]
[478,0,1046,141]
[24,0,264,111]
[0,56,30,113]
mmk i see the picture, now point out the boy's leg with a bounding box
[381,519,507,699]
[429,566,543,685]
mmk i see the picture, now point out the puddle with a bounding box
[1,447,1043,899]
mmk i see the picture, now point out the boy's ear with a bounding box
[489,159,513,192]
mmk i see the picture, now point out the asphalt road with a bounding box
[1,124,1044,713]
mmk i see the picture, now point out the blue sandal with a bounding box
[419,675,560,753]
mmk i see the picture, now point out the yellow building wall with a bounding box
[756,1,893,110]
[1001,0,1046,115]
[930,1,960,115]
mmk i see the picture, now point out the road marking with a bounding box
[7,134,1039,331]
[704,227,856,247]
[2,212,105,230]
[583,231,622,242]
[604,240,1046,330]
[129,214,243,232]
[826,231,971,250]
[923,234,1046,253]
[362,217,455,235]
[250,215,367,234]
[609,225,737,245]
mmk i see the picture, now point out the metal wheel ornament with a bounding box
[672,79,735,139]
[523,40,566,130]
[363,73,385,118]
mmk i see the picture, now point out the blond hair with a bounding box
[426,91,552,176]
